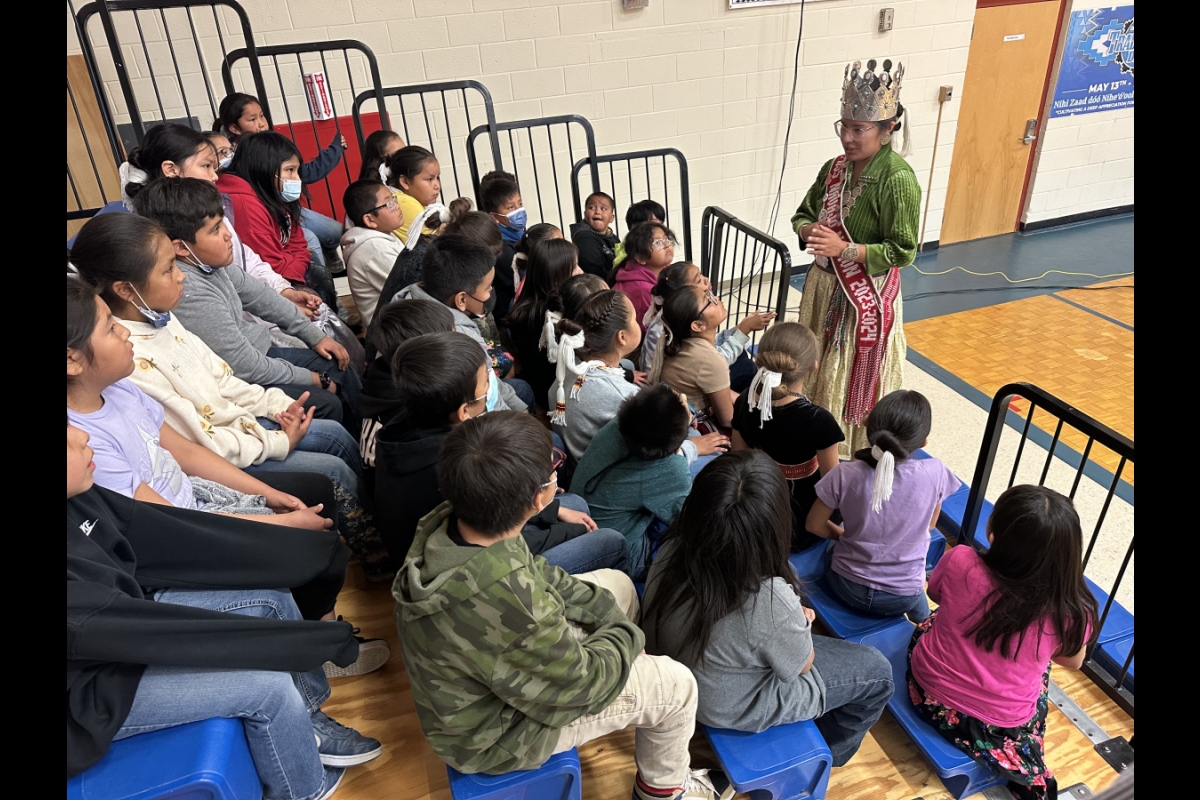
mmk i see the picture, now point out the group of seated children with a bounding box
[67,116,1098,800]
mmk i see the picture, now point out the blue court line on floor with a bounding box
[1051,292,1135,332]
[906,349,1134,506]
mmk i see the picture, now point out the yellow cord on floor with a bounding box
[908,264,1135,284]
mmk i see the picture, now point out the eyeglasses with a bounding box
[699,290,719,315]
[371,197,400,214]
[834,121,878,140]
[650,237,676,251]
[214,147,234,159]
[541,448,567,489]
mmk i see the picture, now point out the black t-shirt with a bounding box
[733,394,845,544]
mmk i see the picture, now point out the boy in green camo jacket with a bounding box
[393,410,733,800]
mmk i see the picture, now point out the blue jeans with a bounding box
[811,635,894,767]
[502,377,536,411]
[686,428,720,477]
[825,551,931,623]
[258,417,363,477]
[537,493,629,574]
[115,588,335,800]
[267,346,363,436]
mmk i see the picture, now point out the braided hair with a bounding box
[554,289,631,359]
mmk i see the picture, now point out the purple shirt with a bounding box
[815,457,959,595]
[67,379,196,509]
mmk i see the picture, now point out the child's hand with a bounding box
[282,391,310,423]
[282,288,321,319]
[263,488,305,513]
[339,134,348,149]
[313,336,350,370]
[632,370,649,386]
[558,507,598,531]
[278,405,315,450]
[694,431,731,456]
[802,606,816,623]
[273,504,333,530]
[737,311,777,335]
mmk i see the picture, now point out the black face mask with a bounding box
[482,292,497,316]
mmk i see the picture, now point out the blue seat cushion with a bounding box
[1094,634,1135,694]
[704,719,832,799]
[446,748,582,800]
[804,577,909,640]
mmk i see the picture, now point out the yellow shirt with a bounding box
[391,190,438,244]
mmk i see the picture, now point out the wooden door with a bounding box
[940,1,1061,244]
[67,54,123,238]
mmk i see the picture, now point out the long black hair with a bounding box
[358,129,404,182]
[549,272,607,320]
[383,145,437,192]
[212,92,266,139]
[66,279,100,373]
[642,450,802,666]
[226,131,302,241]
[660,284,706,358]
[969,485,1098,659]
[124,123,213,198]
[853,389,931,466]
[554,289,631,360]
[507,239,579,331]
[69,214,167,308]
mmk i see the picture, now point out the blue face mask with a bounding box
[218,155,233,169]
[498,207,527,244]
[181,242,214,275]
[131,285,170,329]
[485,371,499,413]
[279,178,303,203]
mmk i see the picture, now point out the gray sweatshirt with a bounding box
[397,283,528,413]
[172,262,325,386]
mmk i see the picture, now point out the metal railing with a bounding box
[701,207,796,340]
[68,0,126,228]
[353,80,500,207]
[222,39,388,219]
[570,148,692,262]
[468,115,599,232]
[74,0,266,148]
[963,383,1135,716]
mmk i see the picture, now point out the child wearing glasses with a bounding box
[657,285,738,430]
[394,410,734,800]
[612,222,678,334]
[340,180,406,328]
[376,332,626,571]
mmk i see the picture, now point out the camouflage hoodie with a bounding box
[393,502,644,774]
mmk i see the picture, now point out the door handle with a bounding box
[1021,118,1038,144]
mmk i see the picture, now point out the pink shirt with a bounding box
[910,546,1069,727]
[612,262,659,333]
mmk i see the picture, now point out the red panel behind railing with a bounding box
[274,111,386,222]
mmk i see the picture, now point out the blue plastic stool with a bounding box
[790,531,944,585]
[1095,634,1135,694]
[447,748,582,800]
[703,719,832,800]
[937,487,992,550]
[850,624,1006,799]
[804,577,911,640]
[1086,577,1135,644]
[67,717,261,800]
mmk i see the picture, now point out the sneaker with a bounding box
[324,617,390,678]
[316,766,345,800]
[311,711,383,767]
[631,769,735,800]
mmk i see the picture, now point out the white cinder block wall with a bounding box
[68,0,1132,248]
[1023,0,1134,225]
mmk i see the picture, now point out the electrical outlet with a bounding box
[938,85,954,102]
[879,8,894,33]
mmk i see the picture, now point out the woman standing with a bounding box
[792,59,920,456]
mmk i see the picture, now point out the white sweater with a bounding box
[124,315,294,467]
[342,226,404,327]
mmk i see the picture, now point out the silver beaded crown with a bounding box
[840,59,904,122]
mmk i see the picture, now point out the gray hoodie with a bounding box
[397,283,528,413]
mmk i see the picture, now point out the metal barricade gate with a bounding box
[701,206,796,342]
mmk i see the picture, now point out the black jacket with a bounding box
[493,241,519,323]
[570,222,619,279]
[66,487,358,778]
[374,415,586,563]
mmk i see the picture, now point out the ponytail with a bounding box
[852,389,933,512]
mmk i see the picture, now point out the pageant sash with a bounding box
[821,155,901,425]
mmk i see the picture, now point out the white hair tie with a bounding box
[869,444,895,513]
[642,295,663,328]
[378,163,391,183]
[118,162,149,208]
[540,310,563,354]
[646,325,672,384]
[403,202,449,251]
[550,330,588,425]
[746,367,783,428]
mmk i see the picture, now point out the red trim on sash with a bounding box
[778,456,820,481]
[822,156,902,425]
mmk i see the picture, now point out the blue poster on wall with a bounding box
[1050,6,1134,118]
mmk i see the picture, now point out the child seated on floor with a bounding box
[571,384,696,581]
[358,129,405,182]
[340,180,406,327]
[383,146,443,244]
[393,410,734,800]
[571,191,620,278]
[641,262,772,392]
[613,199,666,269]
[505,239,582,412]
[512,222,564,300]
[732,322,843,551]
[359,298,454,493]
[806,390,959,622]
[375,332,626,572]
[395,234,531,413]
[132,177,360,432]
[479,172,526,321]
[641,450,892,768]
[656,285,738,430]
[612,222,679,331]
[67,423,382,799]
[908,485,1097,800]
[69,215,392,581]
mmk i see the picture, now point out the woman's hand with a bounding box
[558,507,598,531]
[737,310,777,335]
[694,431,731,456]
[313,337,350,370]
[804,224,850,258]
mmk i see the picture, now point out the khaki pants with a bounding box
[554,570,699,790]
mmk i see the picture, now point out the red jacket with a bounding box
[217,174,310,284]
[612,262,659,334]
